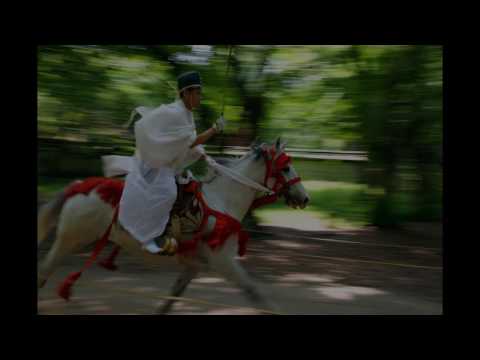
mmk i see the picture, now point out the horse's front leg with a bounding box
[207,235,281,315]
[155,261,199,315]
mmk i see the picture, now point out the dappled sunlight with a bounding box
[275,282,299,288]
[192,277,226,284]
[38,298,69,308]
[410,248,438,256]
[130,286,158,294]
[80,300,104,306]
[95,276,137,283]
[264,239,306,249]
[215,287,242,294]
[313,285,387,301]
[261,254,291,264]
[204,308,260,315]
[37,45,442,315]
[275,272,341,284]
[170,303,203,312]
[119,313,143,315]
[38,295,115,314]
[84,305,113,313]
[257,210,332,231]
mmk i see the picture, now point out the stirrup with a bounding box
[158,237,178,256]
[158,215,181,256]
[155,236,178,256]
[144,236,177,256]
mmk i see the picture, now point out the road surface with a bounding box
[37,224,442,315]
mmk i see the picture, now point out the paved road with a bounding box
[37,225,442,315]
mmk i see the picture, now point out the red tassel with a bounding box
[98,245,121,271]
[57,207,119,301]
[57,271,82,301]
[98,260,118,271]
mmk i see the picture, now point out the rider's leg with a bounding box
[143,215,181,256]
[137,165,179,256]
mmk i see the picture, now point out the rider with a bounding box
[118,71,225,255]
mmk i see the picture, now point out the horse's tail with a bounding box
[37,181,80,247]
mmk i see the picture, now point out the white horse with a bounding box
[37,138,310,314]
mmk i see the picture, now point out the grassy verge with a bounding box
[253,181,373,229]
[254,179,442,229]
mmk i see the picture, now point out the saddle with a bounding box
[162,177,202,241]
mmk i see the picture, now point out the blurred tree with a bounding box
[324,45,442,227]
[38,45,442,227]
[228,45,275,144]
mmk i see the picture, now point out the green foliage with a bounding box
[256,183,373,227]
[37,45,443,227]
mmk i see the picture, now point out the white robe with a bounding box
[117,100,205,246]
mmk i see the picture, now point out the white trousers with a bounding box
[118,159,177,245]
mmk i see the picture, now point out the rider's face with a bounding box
[182,87,202,110]
[189,87,202,108]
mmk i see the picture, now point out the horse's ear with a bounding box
[275,137,287,155]
[275,137,281,151]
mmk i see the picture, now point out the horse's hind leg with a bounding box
[155,263,200,315]
[38,219,96,289]
[37,230,80,289]
[38,191,116,291]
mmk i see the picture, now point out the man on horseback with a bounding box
[119,71,225,255]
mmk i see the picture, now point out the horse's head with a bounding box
[254,138,310,209]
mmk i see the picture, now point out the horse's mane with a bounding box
[212,145,264,169]
[193,141,278,184]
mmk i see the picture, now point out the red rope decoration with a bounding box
[98,245,121,271]
[57,150,301,300]
[177,181,249,257]
[58,177,123,301]
[58,206,119,301]
[250,150,300,211]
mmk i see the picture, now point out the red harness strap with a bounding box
[249,177,301,210]
[58,206,119,301]
[58,150,302,299]
[98,245,121,271]
[177,181,249,257]
[178,149,302,256]
[250,150,301,211]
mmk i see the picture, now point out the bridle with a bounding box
[250,147,301,210]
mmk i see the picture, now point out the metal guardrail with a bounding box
[38,137,369,162]
[204,145,369,162]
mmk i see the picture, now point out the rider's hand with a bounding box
[214,116,226,133]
